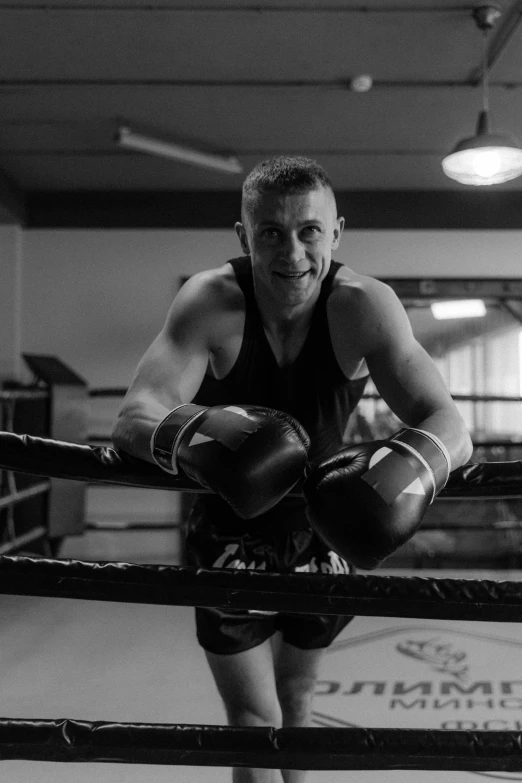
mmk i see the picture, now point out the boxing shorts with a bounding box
[185,495,355,655]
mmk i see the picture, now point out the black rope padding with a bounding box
[1,719,522,770]
[0,431,200,492]
[443,460,522,498]
[3,555,522,622]
[1,430,522,498]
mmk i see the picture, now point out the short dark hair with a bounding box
[241,156,334,220]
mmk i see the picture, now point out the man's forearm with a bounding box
[111,401,173,464]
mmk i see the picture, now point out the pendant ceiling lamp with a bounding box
[442,4,522,186]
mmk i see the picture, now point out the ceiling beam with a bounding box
[25,189,522,230]
[485,0,522,73]
[0,4,473,13]
[1,78,520,89]
[469,1,522,85]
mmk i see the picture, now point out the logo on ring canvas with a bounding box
[312,624,522,781]
[396,638,469,681]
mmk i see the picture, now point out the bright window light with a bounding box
[519,330,522,396]
[431,300,487,320]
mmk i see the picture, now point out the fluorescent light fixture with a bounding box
[116,126,243,174]
[431,300,487,320]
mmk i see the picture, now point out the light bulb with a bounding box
[472,149,502,178]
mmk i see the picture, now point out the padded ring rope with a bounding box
[3,555,522,622]
[0,390,48,401]
[1,719,522,770]
[1,430,522,498]
[3,558,522,770]
[4,430,522,770]
[88,385,522,405]
[0,481,50,511]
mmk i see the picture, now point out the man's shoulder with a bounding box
[179,259,243,311]
[329,266,414,359]
[330,266,397,312]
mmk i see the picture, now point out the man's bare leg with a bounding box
[205,638,284,783]
[273,638,326,783]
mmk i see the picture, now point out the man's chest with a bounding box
[207,305,367,381]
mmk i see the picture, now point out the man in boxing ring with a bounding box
[111,155,473,783]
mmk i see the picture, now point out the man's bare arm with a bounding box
[111,273,217,463]
[360,281,473,470]
[111,268,311,517]
[305,278,473,569]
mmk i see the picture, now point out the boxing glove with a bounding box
[151,403,310,519]
[303,428,450,570]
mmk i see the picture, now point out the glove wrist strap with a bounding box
[411,428,451,478]
[150,404,207,475]
[391,428,450,498]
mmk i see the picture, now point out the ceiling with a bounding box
[2,1,522,226]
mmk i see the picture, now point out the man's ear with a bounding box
[331,216,345,250]
[235,222,250,255]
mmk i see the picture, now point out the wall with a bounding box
[21,228,522,389]
[21,230,236,388]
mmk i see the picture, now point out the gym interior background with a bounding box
[3,6,522,780]
[3,1,522,567]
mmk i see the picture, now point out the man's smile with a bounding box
[274,270,311,280]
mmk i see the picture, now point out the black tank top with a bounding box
[190,255,368,530]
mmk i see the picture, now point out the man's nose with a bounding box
[281,233,304,262]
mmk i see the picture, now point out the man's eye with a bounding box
[261,229,279,238]
[303,226,321,235]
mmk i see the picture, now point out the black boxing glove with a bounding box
[303,428,450,570]
[151,403,310,519]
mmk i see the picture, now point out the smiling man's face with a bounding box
[236,186,344,309]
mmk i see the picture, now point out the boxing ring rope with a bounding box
[0,392,53,555]
[0,482,50,512]
[3,430,522,769]
[3,718,522,770]
[3,555,522,769]
[90,386,522,404]
[0,390,48,402]
[2,429,522,499]
[3,554,522,622]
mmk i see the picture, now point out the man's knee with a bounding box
[226,702,282,728]
[276,673,317,721]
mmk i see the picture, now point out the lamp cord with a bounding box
[482,29,489,113]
